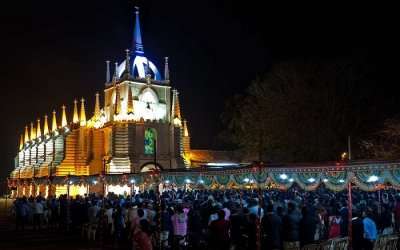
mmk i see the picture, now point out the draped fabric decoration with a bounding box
[353,169,384,191]
[269,172,296,189]
[8,163,400,192]
[215,175,231,186]
[197,175,214,188]
[295,172,322,191]
[322,171,351,192]
[252,168,269,184]
[232,172,254,186]
[385,169,400,189]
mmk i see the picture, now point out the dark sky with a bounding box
[0,1,398,182]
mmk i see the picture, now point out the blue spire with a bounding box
[133,6,144,55]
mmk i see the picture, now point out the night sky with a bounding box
[0,1,398,182]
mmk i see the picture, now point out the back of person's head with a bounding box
[137,208,144,218]
[266,204,274,213]
[217,209,226,220]
[176,205,183,214]
[301,206,308,216]
[288,202,295,212]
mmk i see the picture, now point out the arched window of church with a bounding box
[144,128,156,155]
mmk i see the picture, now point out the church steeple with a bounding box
[61,105,67,127]
[94,92,101,118]
[24,125,29,143]
[43,115,49,135]
[52,110,58,131]
[127,85,134,115]
[133,6,144,55]
[80,98,86,126]
[73,99,79,123]
[36,119,41,138]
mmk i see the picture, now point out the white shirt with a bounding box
[34,202,44,214]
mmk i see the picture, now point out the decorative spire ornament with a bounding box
[80,98,87,126]
[127,85,134,115]
[183,120,189,137]
[30,122,36,140]
[164,57,170,82]
[133,6,144,54]
[114,85,121,115]
[121,49,131,79]
[94,92,101,118]
[52,110,58,131]
[19,134,24,150]
[171,89,182,126]
[61,105,68,127]
[24,125,30,143]
[112,62,119,82]
[73,99,79,123]
[36,119,42,138]
[43,115,49,135]
[106,60,111,83]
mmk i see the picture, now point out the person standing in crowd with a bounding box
[299,206,317,247]
[33,197,44,231]
[208,209,230,250]
[14,197,29,231]
[362,209,377,250]
[171,205,188,248]
[282,202,301,250]
[262,204,282,250]
[328,209,341,239]
[352,209,364,250]
[133,219,153,250]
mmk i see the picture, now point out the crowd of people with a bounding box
[11,186,400,250]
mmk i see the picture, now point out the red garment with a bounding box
[133,231,153,250]
[328,216,341,239]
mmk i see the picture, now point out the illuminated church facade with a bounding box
[10,7,197,196]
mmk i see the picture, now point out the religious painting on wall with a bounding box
[144,128,156,155]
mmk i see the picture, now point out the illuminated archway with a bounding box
[140,162,163,172]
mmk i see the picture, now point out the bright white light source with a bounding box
[323,178,328,183]
[308,178,316,183]
[69,181,73,185]
[339,179,345,183]
[367,175,379,183]
[93,180,98,185]
[280,174,288,180]
[289,178,294,182]
[130,179,135,184]
[185,179,191,183]
[165,180,170,184]
[198,179,204,184]
[243,178,250,183]
[249,179,255,184]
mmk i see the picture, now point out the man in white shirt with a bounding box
[33,198,44,230]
